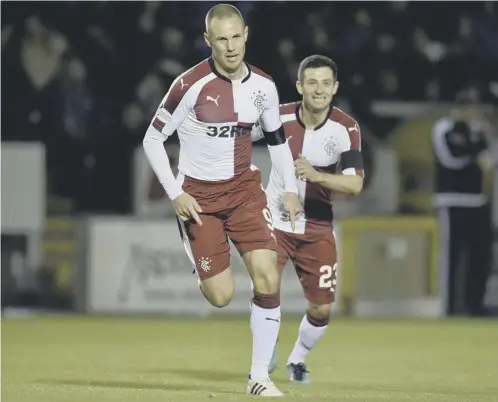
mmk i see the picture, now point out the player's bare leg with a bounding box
[243,248,283,396]
[287,302,331,383]
[198,268,235,308]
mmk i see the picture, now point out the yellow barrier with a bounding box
[42,218,77,291]
[338,216,439,314]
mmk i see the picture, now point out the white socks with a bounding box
[250,302,281,379]
[287,314,328,364]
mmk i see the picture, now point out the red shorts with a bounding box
[176,168,277,280]
[276,229,337,305]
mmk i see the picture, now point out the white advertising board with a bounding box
[1,142,46,232]
[85,217,343,315]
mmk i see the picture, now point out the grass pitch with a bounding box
[2,315,497,401]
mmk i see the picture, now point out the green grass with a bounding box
[2,315,497,401]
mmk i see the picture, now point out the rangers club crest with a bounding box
[251,90,267,113]
[198,257,212,272]
[323,136,338,156]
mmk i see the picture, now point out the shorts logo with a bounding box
[199,257,212,272]
[251,90,267,113]
[323,136,338,156]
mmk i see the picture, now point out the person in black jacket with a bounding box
[431,91,493,316]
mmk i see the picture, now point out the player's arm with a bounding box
[310,162,364,195]
[432,119,486,170]
[259,85,298,194]
[142,80,189,201]
[251,121,265,142]
[295,123,364,195]
[446,121,487,157]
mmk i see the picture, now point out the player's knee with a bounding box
[306,303,331,326]
[207,289,234,308]
[245,250,280,294]
[203,283,234,308]
[201,269,235,308]
[252,268,280,294]
[247,251,281,307]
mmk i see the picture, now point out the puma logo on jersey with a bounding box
[348,124,358,133]
[180,78,188,90]
[206,95,220,106]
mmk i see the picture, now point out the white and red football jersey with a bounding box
[150,58,281,181]
[253,102,363,235]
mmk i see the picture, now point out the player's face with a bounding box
[296,67,339,112]
[204,16,248,74]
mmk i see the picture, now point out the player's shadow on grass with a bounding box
[143,367,242,383]
[37,379,233,394]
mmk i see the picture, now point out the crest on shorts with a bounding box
[322,136,338,156]
[251,90,267,113]
[199,257,212,272]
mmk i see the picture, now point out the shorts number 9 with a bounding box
[262,208,274,231]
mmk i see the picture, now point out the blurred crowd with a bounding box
[2,1,497,213]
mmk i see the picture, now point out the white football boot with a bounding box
[247,377,284,397]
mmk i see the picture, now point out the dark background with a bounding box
[2,1,497,215]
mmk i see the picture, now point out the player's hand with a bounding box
[282,192,301,231]
[295,154,320,182]
[173,192,203,226]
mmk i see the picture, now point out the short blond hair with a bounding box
[205,4,245,34]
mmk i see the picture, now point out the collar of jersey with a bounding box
[208,57,252,83]
[295,102,333,131]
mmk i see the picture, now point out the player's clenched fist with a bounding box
[173,192,203,226]
[295,154,320,182]
[282,192,301,231]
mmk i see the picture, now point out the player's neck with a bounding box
[212,57,246,80]
[300,103,330,130]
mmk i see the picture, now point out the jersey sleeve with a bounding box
[258,82,282,133]
[340,121,364,177]
[142,78,193,200]
[150,78,192,138]
[251,121,265,142]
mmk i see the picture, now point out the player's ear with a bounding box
[244,25,248,42]
[296,80,303,96]
[333,81,339,96]
[204,32,212,48]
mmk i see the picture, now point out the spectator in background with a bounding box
[275,38,299,92]
[119,72,166,142]
[133,1,163,80]
[61,57,94,141]
[431,89,494,317]
[136,73,165,121]
[121,103,145,139]
[156,27,189,83]
[2,15,68,141]
[2,2,496,216]
[20,16,68,93]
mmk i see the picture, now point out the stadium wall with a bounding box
[71,215,444,317]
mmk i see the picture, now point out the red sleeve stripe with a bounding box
[152,117,165,132]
